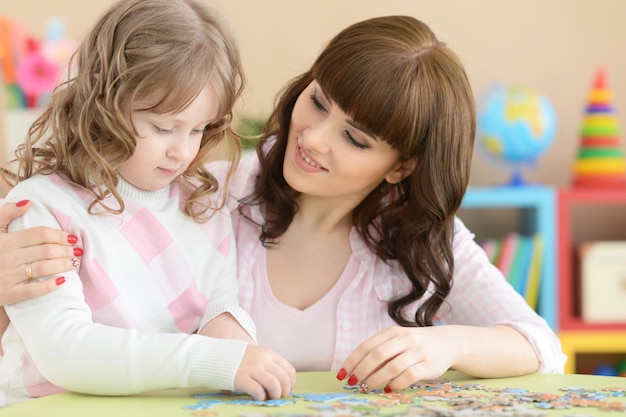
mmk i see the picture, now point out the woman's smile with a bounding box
[295,143,326,173]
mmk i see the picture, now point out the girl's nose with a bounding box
[167,135,193,160]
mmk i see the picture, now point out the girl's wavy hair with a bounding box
[1,0,244,221]
[243,16,476,327]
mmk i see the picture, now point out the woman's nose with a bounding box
[303,121,332,153]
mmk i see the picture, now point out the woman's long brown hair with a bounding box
[242,16,476,327]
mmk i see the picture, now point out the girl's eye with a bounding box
[155,126,172,134]
[191,127,206,135]
[310,93,327,112]
[344,130,368,150]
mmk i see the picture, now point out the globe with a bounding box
[476,84,557,185]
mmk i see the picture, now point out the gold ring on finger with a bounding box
[25,262,33,280]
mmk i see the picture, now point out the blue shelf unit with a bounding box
[461,185,557,330]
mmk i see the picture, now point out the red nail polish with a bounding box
[56,277,66,286]
[347,375,358,386]
[384,385,392,393]
[16,200,29,207]
[74,247,84,256]
[336,368,347,380]
[67,235,78,244]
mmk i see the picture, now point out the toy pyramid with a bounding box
[573,69,626,187]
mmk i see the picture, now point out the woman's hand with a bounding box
[336,324,539,393]
[336,326,457,393]
[0,200,81,305]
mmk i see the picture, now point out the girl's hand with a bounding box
[235,345,296,401]
[336,326,458,393]
[0,200,81,305]
[200,313,295,400]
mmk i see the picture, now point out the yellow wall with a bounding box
[2,0,626,188]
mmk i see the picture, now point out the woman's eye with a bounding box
[191,128,206,135]
[345,131,368,150]
[310,94,327,112]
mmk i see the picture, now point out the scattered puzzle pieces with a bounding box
[185,379,626,416]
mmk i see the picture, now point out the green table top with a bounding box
[2,371,626,416]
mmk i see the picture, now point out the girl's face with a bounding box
[283,80,412,203]
[118,82,219,191]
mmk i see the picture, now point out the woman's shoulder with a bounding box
[234,152,261,196]
[208,152,260,201]
[349,228,409,287]
[451,216,476,246]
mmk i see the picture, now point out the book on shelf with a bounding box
[480,232,543,309]
[509,235,533,295]
[525,234,543,310]
[495,233,519,281]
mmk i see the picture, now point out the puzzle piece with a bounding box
[292,392,355,402]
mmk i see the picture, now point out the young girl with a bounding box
[0,15,564,394]
[0,0,294,407]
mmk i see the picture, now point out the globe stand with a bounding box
[508,162,539,187]
[508,168,527,187]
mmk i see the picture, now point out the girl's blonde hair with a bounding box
[1,0,244,220]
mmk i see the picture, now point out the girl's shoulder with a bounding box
[6,173,77,201]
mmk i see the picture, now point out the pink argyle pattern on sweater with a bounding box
[168,281,208,332]
[120,208,174,264]
[81,258,120,312]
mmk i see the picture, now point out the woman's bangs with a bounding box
[314,57,415,151]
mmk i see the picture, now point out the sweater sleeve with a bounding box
[198,209,257,343]
[3,186,248,395]
[437,217,566,374]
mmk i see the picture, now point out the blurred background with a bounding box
[2,0,626,188]
[5,1,626,372]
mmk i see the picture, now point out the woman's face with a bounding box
[283,80,412,203]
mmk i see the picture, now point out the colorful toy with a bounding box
[15,38,59,108]
[1,16,76,109]
[572,68,626,187]
[476,84,557,186]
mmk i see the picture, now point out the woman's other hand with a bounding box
[337,324,539,393]
[336,326,455,393]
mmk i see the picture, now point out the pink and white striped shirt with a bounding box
[1,173,255,407]
[223,153,566,373]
